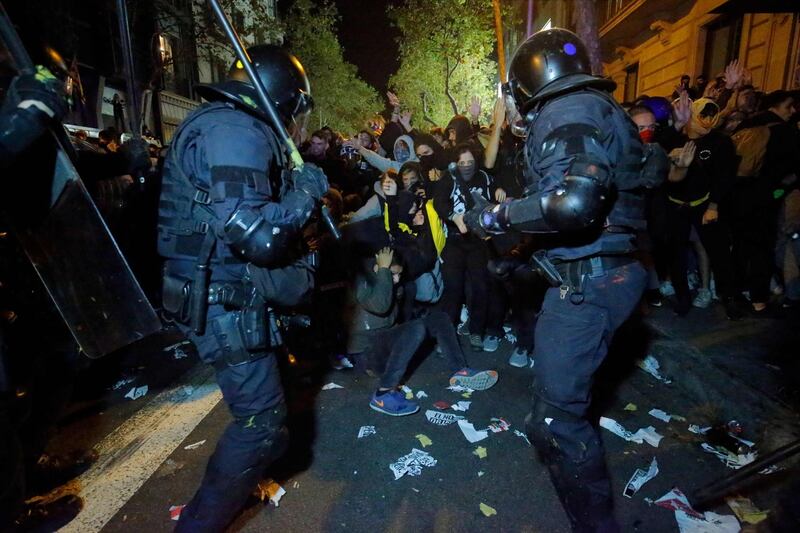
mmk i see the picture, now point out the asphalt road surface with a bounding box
[43,306,799,532]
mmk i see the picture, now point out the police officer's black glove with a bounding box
[463,191,493,239]
[13,66,68,122]
[292,162,329,202]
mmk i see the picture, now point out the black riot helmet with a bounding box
[195,45,313,125]
[507,28,615,114]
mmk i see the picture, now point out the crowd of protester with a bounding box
[61,63,799,419]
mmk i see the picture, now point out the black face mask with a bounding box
[458,162,476,182]
[419,151,449,173]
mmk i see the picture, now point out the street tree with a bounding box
[388,0,499,127]
[284,0,381,134]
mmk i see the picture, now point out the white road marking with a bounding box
[60,365,222,532]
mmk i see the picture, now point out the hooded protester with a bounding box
[665,97,741,318]
[433,143,505,352]
[414,132,452,196]
[348,134,418,174]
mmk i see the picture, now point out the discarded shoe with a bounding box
[369,390,419,416]
[449,368,498,391]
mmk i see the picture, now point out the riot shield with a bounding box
[0,5,162,358]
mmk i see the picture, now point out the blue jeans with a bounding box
[526,261,647,532]
[176,324,287,533]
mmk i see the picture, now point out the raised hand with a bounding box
[387,91,401,108]
[468,96,481,120]
[676,140,696,168]
[399,110,413,131]
[673,91,691,131]
[375,247,394,269]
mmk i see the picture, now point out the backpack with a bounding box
[414,258,444,303]
[731,123,778,178]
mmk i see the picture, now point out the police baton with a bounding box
[206,0,341,240]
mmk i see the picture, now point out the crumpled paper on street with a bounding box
[513,429,532,446]
[425,410,463,426]
[458,419,489,443]
[654,488,740,533]
[701,443,757,469]
[638,355,673,384]
[473,446,487,459]
[447,384,475,393]
[487,418,510,433]
[415,434,432,448]
[726,496,768,524]
[169,504,185,521]
[401,385,414,399]
[183,440,206,450]
[357,425,376,438]
[389,448,437,480]
[124,385,148,400]
[479,502,497,517]
[321,382,344,390]
[255,479,286,506]
[623,457,658,498]
[416,390,428,399]
[451,401,471,412]
[599,417,663,447]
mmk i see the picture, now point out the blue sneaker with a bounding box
[370,390,419,416]
[449,368,498,391]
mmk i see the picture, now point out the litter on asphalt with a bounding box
[487,418,510,433]
[726,496,769,524]
[321,382,344,390]
[473,446,487,459]
[389,448,437,480]
[124,385,148,401]
[637,355,673,384]
[701,443,757,469]
[457,419,489,443]
[624,403,638,411]
[169,505,185,521]
[479,503,497,517]
[401,385,414,399]
[513,430,532,446]
[415,434,433,448]
[256,479,285,506]
[654,488,740,532]
[357,426,376,438]
[599,417,664,447]
[451,401,471,412]
[183,440,206,450]
[433,400,451,410]
[623,457,658,498]
[425,410,463,426]
[416,390,428,399]
[447,385,474,393]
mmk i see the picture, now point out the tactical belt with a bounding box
[667,192,710,207]
[533,253,638,304]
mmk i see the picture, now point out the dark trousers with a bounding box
[438,234,503,336]
[729,180,776,303]
[665,200,734,308]
[176,326,287,533]
[368,312,467,389]
[526,262,646,532]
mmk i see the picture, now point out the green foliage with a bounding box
[388,0,500,127]
[285,0,381,134]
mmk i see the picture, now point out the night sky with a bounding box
[334,0,399,94]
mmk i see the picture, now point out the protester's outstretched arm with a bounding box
[483,97,505,169]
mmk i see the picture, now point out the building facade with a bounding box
[600,0,800,102]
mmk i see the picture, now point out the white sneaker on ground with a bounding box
[692,288,712,309]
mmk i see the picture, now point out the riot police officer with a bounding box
[157,45,328,531]
[465,29,664,531]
